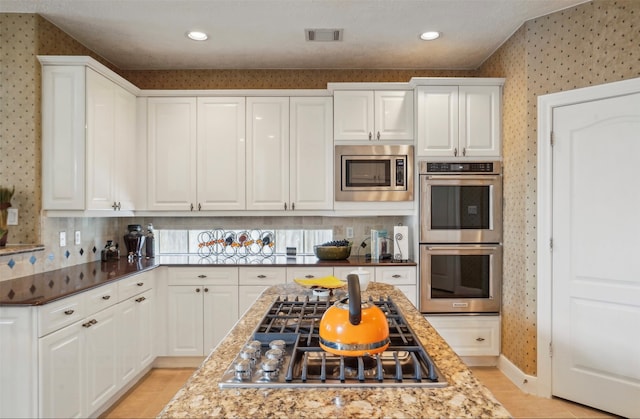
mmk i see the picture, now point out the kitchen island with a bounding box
[158,282,511,418]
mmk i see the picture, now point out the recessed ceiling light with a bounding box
[420,31,440,41]
[187,31,208,41]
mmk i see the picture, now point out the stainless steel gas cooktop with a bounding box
[219,296,448,388]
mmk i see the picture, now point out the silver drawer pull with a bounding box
[476,337,485,342]
[257,275,267,279]
[137,282,144,286]
[102,295,111,300]
[392,274,401,278]
[135,296,146,303]
[64,309,75,315]
[198,275,207,278]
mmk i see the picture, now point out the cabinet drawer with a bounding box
[426,315,500,356]
[238,267,286,285]
[168,267,238,286]
[38,294,85,337]
[118,273,153,301]
[332,266,368,281]
[375,266,416,285]
[286,267,334,283]
[84,283,118,314]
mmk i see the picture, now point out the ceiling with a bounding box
[1,0,587,70]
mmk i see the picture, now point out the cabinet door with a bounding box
[203,285,238,353]
[416,86,459,157]
[113,85,137,211]
[197,97,246,210]
[39,322,84,418]
[84,305,119,415]
[374,90,414,141]
[118,298,138,384]
[238,285,270,317]
[246,97,290,210]
[459,85,501,157]
[147,97,197,210]
[289,97,333,210]
[135,290,155,369]
[333,90,374,141]
[167,286,204,356]
[41,65,86,210]
[86,68,116,210]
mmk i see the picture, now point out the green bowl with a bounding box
[313,245,352,260]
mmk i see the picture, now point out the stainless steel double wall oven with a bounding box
[419,161,503,314]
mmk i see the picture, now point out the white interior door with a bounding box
[551,91,640,418]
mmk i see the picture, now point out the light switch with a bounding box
[59,232,66,247]
[75,231,81,245]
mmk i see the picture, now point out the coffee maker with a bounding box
[124,224,145,260]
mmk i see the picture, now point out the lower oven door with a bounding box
[419,244,502,314]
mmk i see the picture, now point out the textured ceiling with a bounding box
[1,0,588,70]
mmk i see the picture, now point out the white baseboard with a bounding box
[497,354,540,396]
[461,355,499,367]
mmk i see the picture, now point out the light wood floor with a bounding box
[101,367,620,418]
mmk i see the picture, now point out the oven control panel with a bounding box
[420,161,501,174]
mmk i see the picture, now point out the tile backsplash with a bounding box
[0,215,411,281]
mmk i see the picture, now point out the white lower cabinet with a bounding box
[84,304,120,415]
[167,268,239,356]
[238,267,286,315]
[1,272,156,419]
[119,288,155,385]
[374,266,418,307]
[38,318,84,418]
[39,301,120,418]
[426,315,500,357]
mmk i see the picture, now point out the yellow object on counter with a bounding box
[293,275,346,289]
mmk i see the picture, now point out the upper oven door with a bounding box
[420,174,502,243]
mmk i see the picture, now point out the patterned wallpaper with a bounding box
[478,0,640,375]
[1,0,639,376]
[119,68,474,90]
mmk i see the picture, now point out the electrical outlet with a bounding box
[7,208,18,225]
[59,232,66,247]
[75,231,81,245]
[346,227,354,239]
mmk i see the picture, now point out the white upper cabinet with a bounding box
[246,96,333,211]
[333,90,413,142]
[86,68,137,211]
[41,58,139,212]
[147,97,246,211]
[147,97,198,210]
[289,97,333,210]
[246,97,290,210]
[196,97,246,210]
[416,84,502,158]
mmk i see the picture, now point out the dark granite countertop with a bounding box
[0,256,415,306]
[0,258,159,306]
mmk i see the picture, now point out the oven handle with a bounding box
[424,245,500,251]
[423,175,501,181]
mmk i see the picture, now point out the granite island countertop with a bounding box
[158,282,511,419]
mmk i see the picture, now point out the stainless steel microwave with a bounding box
[335,145,414,201]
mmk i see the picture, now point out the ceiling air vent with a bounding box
[305,29,343,42]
